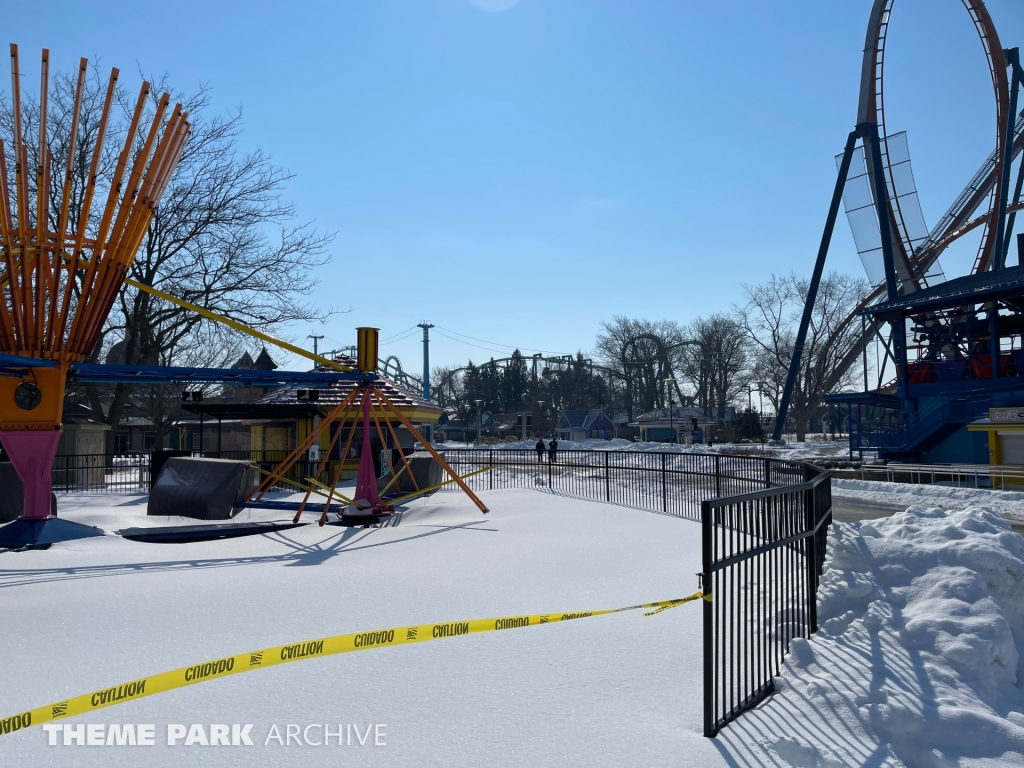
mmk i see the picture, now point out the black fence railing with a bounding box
[438,449,806,519]
[51,453,152,494]
[700,465,832,737]
[46,450,328,494]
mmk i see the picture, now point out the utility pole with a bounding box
[418,322,434,400]
[307,334,324,369]
[665,378,676,443]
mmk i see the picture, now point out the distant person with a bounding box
[535,438,546,463]
[548,438,558,463]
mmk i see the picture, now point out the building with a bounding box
[634,406,715,443]
[967,407,1024,475]
[183,353,441,480]
[828,265,1024,466]
[557,409,616,442]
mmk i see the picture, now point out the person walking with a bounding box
[535,437,546,463]
[548,437,558,463]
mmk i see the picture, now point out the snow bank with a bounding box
[834,478,1024,522]
[720,505,1024,767]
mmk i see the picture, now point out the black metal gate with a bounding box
[700,466,832,737]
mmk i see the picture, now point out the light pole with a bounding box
[536,400,545,438]
[475,399,483,444]
[664,378,676,443]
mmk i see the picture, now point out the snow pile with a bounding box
[722,505,1024,767]
[834,478,1024,522]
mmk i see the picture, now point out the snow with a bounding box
[3,482,1024,766]
[721,505,1024,767]
[0,488,721,767]
[834,478,1024,523]
[439,437,847,457]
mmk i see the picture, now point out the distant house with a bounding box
[635,407,711,443]
[557,409,616,442]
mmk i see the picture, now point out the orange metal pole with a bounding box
[34,49,50,353]
[74,95,172,354]
[293,399,358,523]
[10,46,33,353]
[373,387,488,513]
[59,67,119,357]
[369,397,398,480]
[78,105,190,356]
[374,390,420,492]
[46,57,87,352]
[0,150,16,348]
[250,387,359,502]
[0,138,22,346]
[318,387,365,526]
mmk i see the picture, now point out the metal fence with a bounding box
[46,450,326,494]
[51,453,152,494]
[700,465,832,737]
[853,461,1024,488]
[438,449,807,519]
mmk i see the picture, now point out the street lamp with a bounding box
[474,399,483,444]
[664,378,676,444]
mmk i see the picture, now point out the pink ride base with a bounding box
[353,389,382,508]
[0,429,61,520]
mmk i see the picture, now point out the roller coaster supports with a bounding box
[999,49,1023,269]
[864,122,909,413]
[772,129,859,442]
[864,123,900,303]
[994,48,1021,271]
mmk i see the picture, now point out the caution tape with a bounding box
[0,592,706,736]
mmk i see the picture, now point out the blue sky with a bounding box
[7,0,1024,373]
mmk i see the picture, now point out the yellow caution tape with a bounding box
[0,592,705,735]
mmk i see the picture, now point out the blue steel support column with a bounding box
[994,48,1020,270]
[864,123,899,302]
[1005,149,1024,267]
[864,122,910,416]
[772,129,860,442]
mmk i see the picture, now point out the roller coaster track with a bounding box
[823,0,1017,394]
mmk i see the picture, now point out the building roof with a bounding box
[233,347,279,371]
[254,347,278,371]
[864,264,1024,318]
[559,409,613,430]
[636,406,712,426]
[188,353,439,422]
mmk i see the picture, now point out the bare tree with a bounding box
[1,63,333,450]
[595,316,685,420]
[679,314,750,424]
[736,272,868,441]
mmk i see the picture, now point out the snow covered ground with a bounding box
[441,436,853,459]
[727,505,1024,767]
[2,485,1023,766]
[833,478,1024,524]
